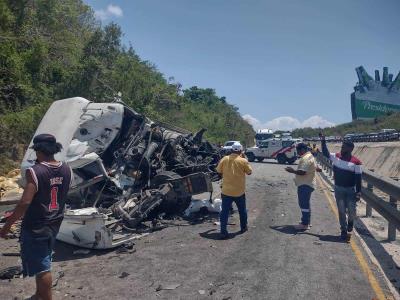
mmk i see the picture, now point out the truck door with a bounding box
[268,141,278,157]
[259,141,268,156]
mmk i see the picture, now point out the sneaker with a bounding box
[346,232,352,243]
[219,233,229,240]
[347,221,353,232]
[240,226,248,234]
[340,230,347,240]
[294,224,310,230]
[299,222,312,227]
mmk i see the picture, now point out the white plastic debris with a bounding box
[184,198,222,216]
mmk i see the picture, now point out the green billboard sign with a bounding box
[354,98,400,119]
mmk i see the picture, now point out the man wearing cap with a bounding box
[0,134,72,300]
[320,133,362,242]
[285,143,320,230]
[216,142,252,239]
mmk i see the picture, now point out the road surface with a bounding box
[0,160,394,299]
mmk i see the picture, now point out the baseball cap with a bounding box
[30,133,62,155]
[231,142,243,152]
[31,134,57,146]
[296,142,308,152]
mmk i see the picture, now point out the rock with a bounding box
[119,272,130,279]
[155,283,181,291]
[198,290,206,295]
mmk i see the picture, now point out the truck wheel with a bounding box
[287,157,297,164]
[151,171,191,214]
[246,152,255,162]
[277,154,286,164]
[256,157,264,162]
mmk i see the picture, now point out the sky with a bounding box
[85,0,400,131]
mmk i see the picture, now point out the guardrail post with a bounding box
[388,177,399,241]
[366,169,374,218]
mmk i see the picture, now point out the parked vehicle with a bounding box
[222,140,241,155]
[245,139,297,164]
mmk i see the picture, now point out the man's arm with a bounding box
[285,167,306,175]
[285,157,308,175]
[216,157,224,175]
[355,164,362,198]
[0,170,36,238]
[244,161,252,175]
[320,134,330,159]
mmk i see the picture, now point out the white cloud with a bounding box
[95,4,123,21]
[243,114,335,131]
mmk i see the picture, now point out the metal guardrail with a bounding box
[304,132,400,143]
[316,153,400,241]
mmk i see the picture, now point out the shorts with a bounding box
[20,229,56,277]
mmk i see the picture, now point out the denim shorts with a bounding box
[20,229,56,277]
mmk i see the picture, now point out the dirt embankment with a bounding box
[326,142,400,178]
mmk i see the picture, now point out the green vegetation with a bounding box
[0,0,254,175]
[292,113,400,138]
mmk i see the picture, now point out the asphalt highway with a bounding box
[0,160,393,299]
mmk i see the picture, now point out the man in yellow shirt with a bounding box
[216,142,252,239]
[285,143,321,230]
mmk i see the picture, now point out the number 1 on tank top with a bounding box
[49,186,59,211]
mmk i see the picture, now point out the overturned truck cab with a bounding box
[21,97,221,249]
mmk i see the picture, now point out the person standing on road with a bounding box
[320,133,362,242]
[0,134,72,300]
[311,143,319,157]
[285,143,320,230]
[216,142,252,239]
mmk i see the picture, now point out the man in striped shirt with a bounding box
[320,134,362,242]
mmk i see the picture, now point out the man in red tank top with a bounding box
[1,134,72,300]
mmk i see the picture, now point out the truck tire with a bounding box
[246,152,255,162]
[151,171,191,214]
[256,157,264,162]
[277,154,286,164]
[287,157,297,164]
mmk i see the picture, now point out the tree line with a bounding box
[0,0,254,174]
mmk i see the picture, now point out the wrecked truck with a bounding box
[20,97,221,249]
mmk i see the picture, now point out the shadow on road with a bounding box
[252,160,298,166]
[299,232,344,243]
[199,229,240,240]
[270,225,344,243]
[52,240,113,262]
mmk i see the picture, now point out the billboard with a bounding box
[351,66,400,120]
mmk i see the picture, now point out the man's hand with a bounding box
[285,166,295,173]
[0,224,11,239]
[355,192,361,201]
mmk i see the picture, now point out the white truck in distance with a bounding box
[245,139,297,164]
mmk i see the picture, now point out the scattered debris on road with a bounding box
[52,271,65,287]
[184,198,222,216]
[0,266,22,280]
[155,283,181,291]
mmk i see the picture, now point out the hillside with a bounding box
[0,0,254,174]
[292,112,400,138]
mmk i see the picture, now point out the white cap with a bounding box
[231,142,243,152]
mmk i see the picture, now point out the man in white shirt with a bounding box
[285,143,321,230]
